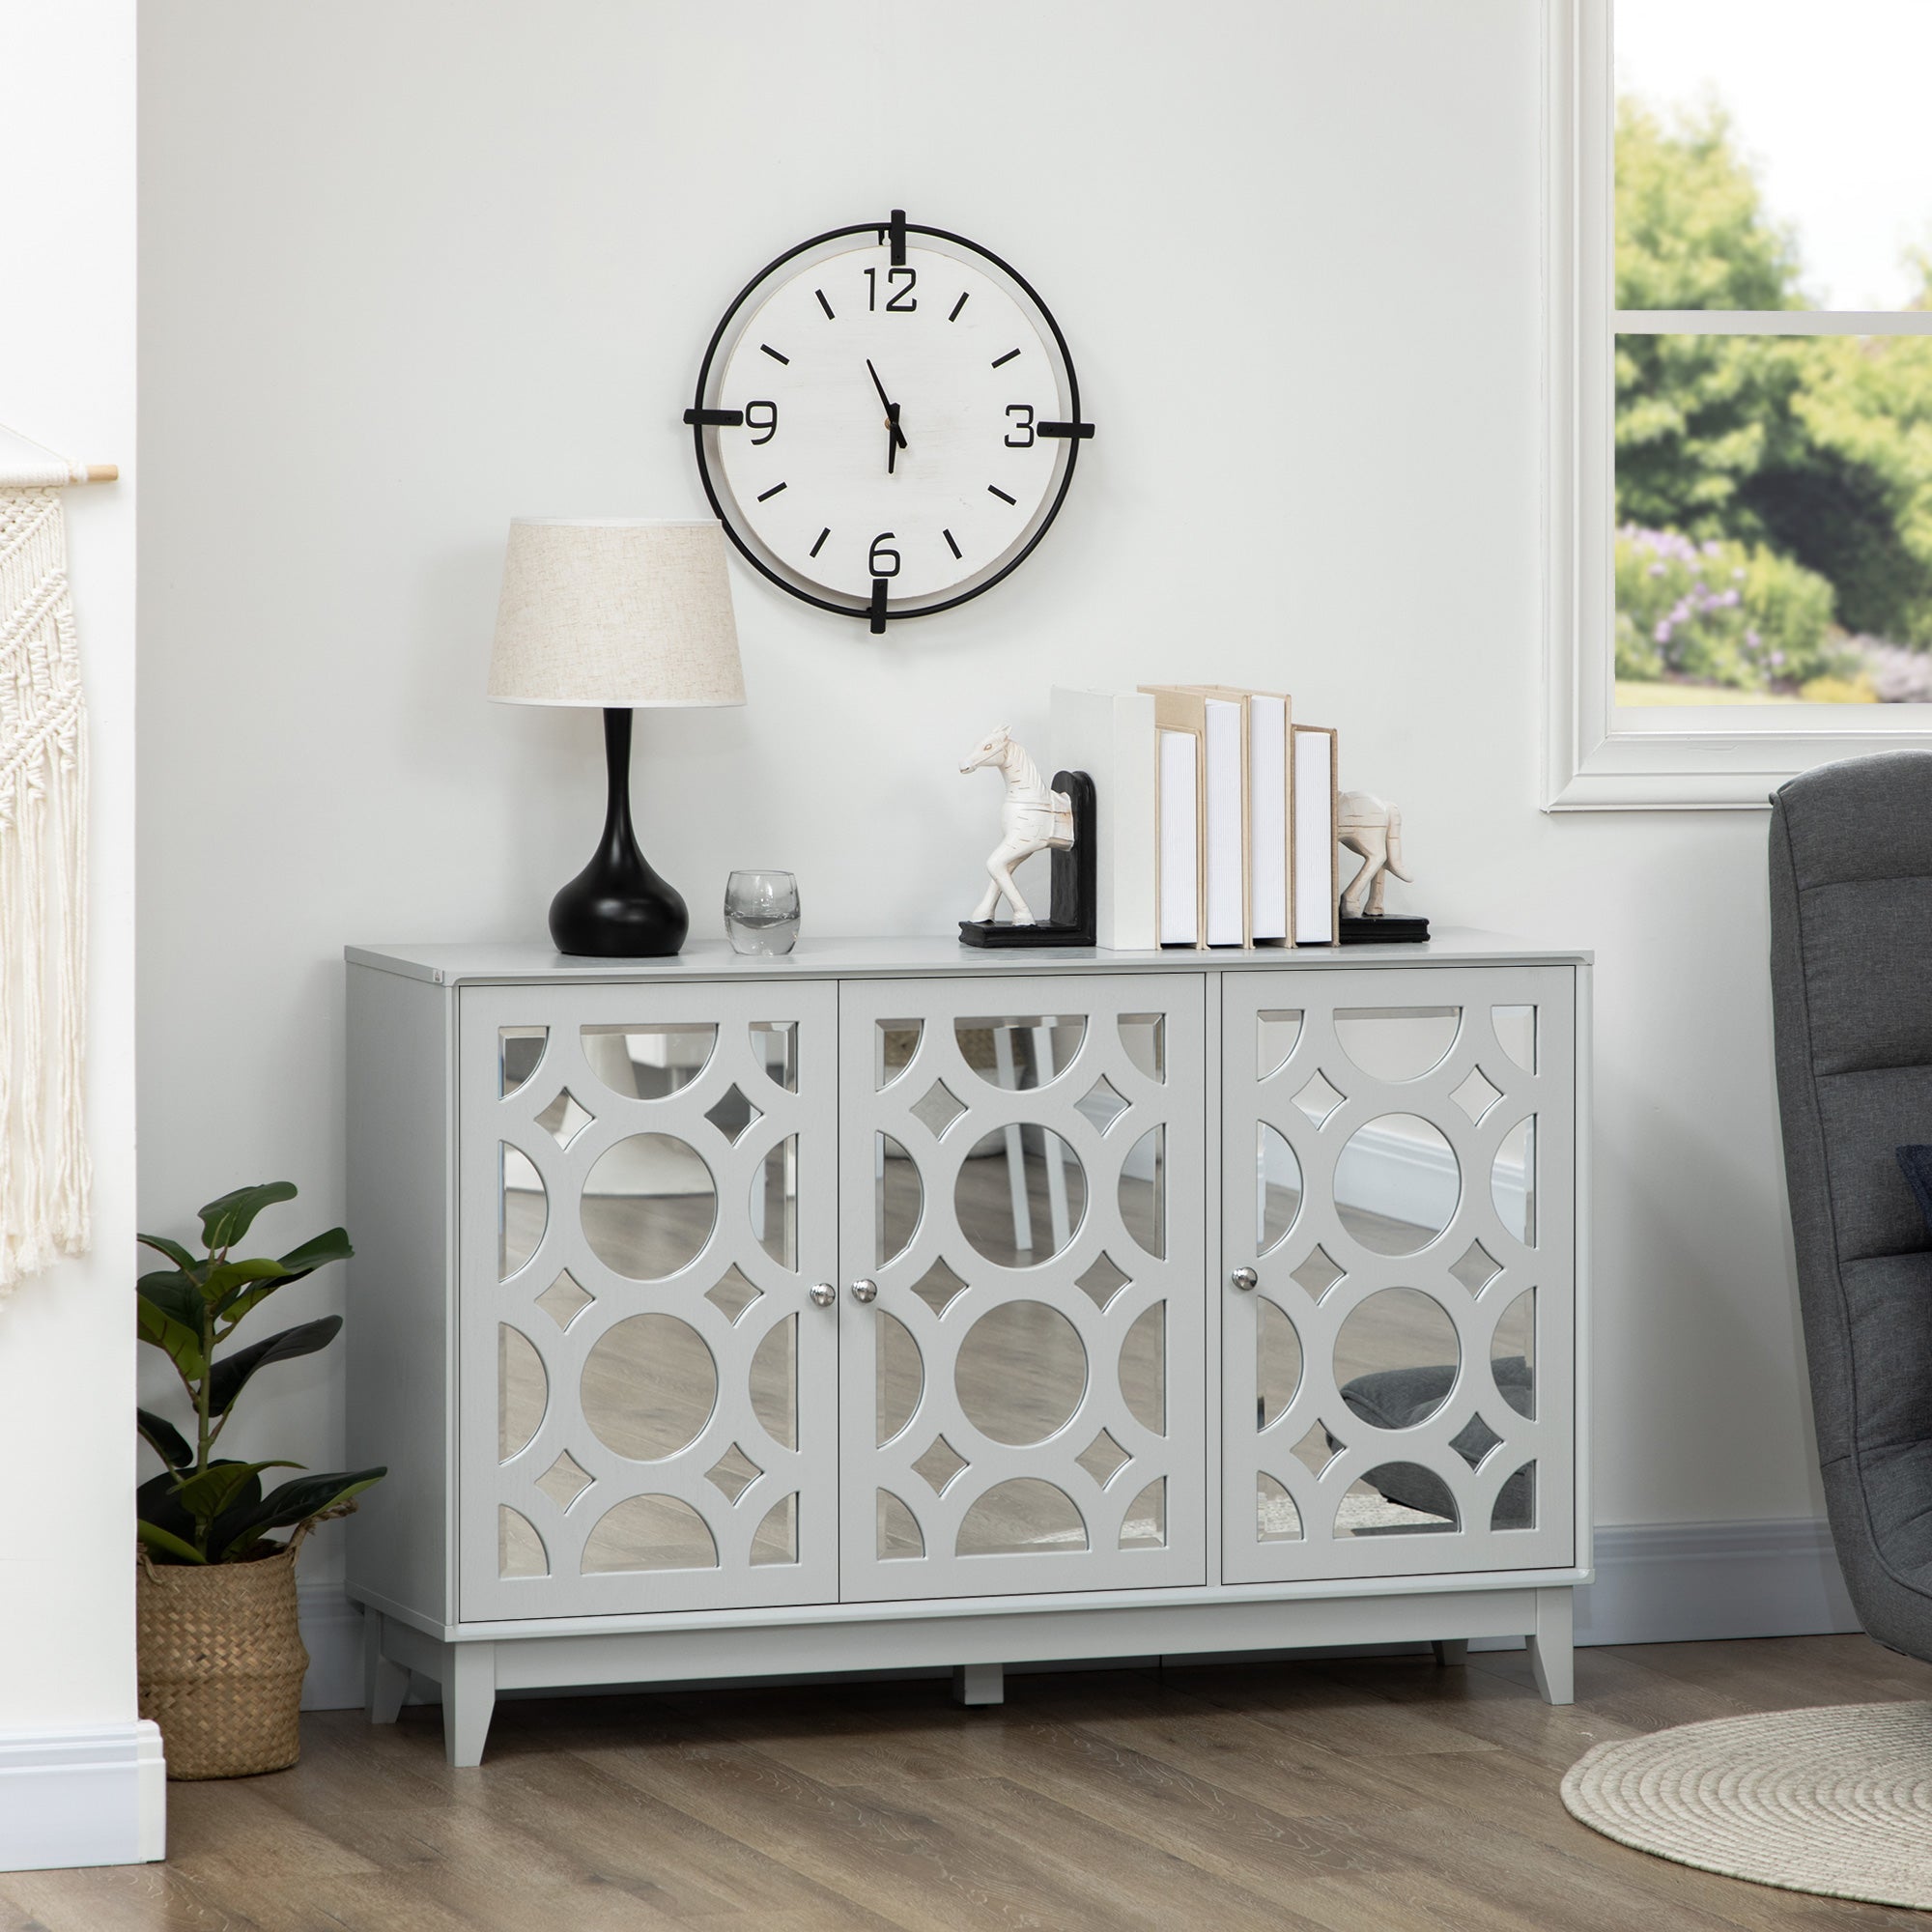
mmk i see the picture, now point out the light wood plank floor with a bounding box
[9,1634,1932,1930]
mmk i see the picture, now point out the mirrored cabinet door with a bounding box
[457,980,838,1620]
[838,974,1208,1603]
[1221,967,1576,1584]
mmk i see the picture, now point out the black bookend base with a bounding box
[959,770,1096,950]
[1339,912,1432,946]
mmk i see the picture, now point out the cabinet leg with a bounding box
[443,1643,497,1767]
[1431,1638,1469,1668]
[362,1610,411,1724]
[952,1662,1004,1708]
[1527,1587,1575,1706]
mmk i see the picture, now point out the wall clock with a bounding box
[684,211,1094,634]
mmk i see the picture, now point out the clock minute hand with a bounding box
[865,358,910,453]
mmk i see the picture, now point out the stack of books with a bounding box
[1050,685,1339,951]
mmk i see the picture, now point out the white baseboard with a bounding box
[298,1517,1864,1712]
[1576,1516,1859,1647]
[298,1580,366,1711]
[0,1722,165,1871]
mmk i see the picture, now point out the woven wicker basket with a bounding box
[137,1542,309,1779]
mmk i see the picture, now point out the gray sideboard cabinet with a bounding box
[344,934,1590,1765]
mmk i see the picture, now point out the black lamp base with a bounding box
[549,709,689,958]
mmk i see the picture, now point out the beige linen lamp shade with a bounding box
[489,516,744,958]
[489,518,745,708]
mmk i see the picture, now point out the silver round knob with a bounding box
[1230,1266,1259,1293]
[808,1282,837,1308]
[849,1278,878,1304]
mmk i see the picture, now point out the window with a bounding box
[1547,0,1932,809]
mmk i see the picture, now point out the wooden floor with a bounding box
[10,1634,1932,1930]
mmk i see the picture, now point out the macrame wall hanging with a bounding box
[0,426,114,1293]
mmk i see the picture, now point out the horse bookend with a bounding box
[957,724,1096,949]
[1337,790,1429,945]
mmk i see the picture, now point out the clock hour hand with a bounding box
[866,357,910,455]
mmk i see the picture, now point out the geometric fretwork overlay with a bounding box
[838,973,1208,1603]
[1221,966,1577,1585]
[458,981,838,1620]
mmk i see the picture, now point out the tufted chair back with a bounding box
[1769,750,1932,1661]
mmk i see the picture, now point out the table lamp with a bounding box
[489,518,745,957]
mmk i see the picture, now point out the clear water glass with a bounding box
[724,869,800,956]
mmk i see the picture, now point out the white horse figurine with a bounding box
[959,724,1074,925]
[1338,791,1412,918]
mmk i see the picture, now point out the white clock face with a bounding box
[711,242,1070,605]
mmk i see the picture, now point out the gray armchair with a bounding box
[1769,750,1932,1662]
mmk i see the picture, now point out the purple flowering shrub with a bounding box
[1615,526,1846,692]
[1858,638,1932,704]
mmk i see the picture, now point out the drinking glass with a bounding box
[724,869,800,956]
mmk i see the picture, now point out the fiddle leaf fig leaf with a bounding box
[136,1519,206,1565]
[209,1316,343,1415]
[136,1280,206,1381]
[197,1181,297,1254]
[137,1232,201,1272]
[136,1408,194,1469]
[277,1227,353,1276]
[217,1467,384,1561]
[200,1256,291,1315]
[173,1459,298,1524]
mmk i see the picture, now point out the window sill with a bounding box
[1545,705,1932,810]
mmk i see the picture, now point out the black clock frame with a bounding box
[684,212,1092,632]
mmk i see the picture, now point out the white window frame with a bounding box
[1544,0,1932,811]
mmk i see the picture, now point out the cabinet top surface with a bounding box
[345,931,1590,986]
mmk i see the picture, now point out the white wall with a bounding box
[138,0,1825,1613]
[0,0,140,1751]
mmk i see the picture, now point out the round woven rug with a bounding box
[1562,1701,1932,1911]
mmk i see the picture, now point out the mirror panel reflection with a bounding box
[1122,1300,1166,1436]
[752,1135,798,1269]
[1333,1007,1461,1084]
[1334,1114,1460,1255]
[1493,1117,1537,1246]
[1334,1288,1461,1428]
[954,1127,1087,1267]
[1256,1297,1302,1431]
[498,1142,546,1281]
[497,1323,546,1462]
[580,1023,717,1100]
[498,1505,548,1578]
[876,1133,923,1267]
[955,1300,1087,1445]
[875,1309,923,1447]
[1120,1125,1165,1259]
[581,1493,718,1573]
[499,1026,547,1098]
[1257,1123,1302,1254]
[1257,1010,1303,1080]
[582,1134,717,1279]
[582,1313,717,1462]
[954,1014,1088,1091]
[956,1478,1087,1557]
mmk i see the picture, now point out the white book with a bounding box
[1293,723,1338,945]
[1201,696,1245,947]
[1157,729,1201,947]
[1247,694,1290,943]
[1049,686,1156,951]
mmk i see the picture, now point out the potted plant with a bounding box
[135,1181,384,1779]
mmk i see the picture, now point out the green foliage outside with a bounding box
[1616,98,1932,690]
[136,1181,384,1564]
